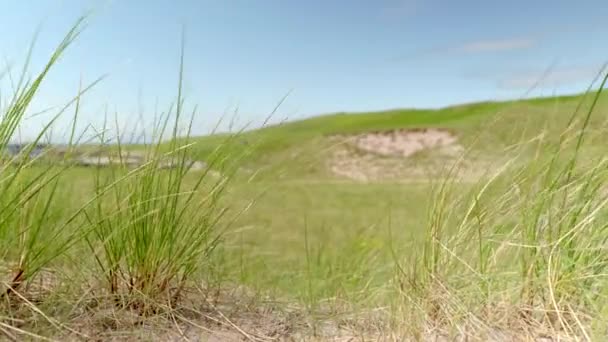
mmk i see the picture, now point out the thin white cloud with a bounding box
[498,65,604,89]
[393,35,538,62]
[458,37,537,53]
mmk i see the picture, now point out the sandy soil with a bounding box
[327,129,482,182]
[343,128,461,158]
[0,277,576,341]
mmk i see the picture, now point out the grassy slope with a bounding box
[197,91,608,308]
[185,102,495,162]
[6,88,608,339]
[64,91,608,305]
[4,18,608,339]
[184,92,605,174]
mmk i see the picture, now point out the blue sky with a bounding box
[1,0,608,140]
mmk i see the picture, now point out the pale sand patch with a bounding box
[327,129,487,182]
[346,128,460,158]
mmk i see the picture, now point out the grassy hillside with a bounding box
[177,92,607,182]
[4,20,608,340]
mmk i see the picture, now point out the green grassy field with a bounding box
[3,20,608,341]
[177,91,608,181]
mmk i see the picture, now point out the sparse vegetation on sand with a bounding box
[3,19,608,341]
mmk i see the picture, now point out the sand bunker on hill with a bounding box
[328,128,476,182]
